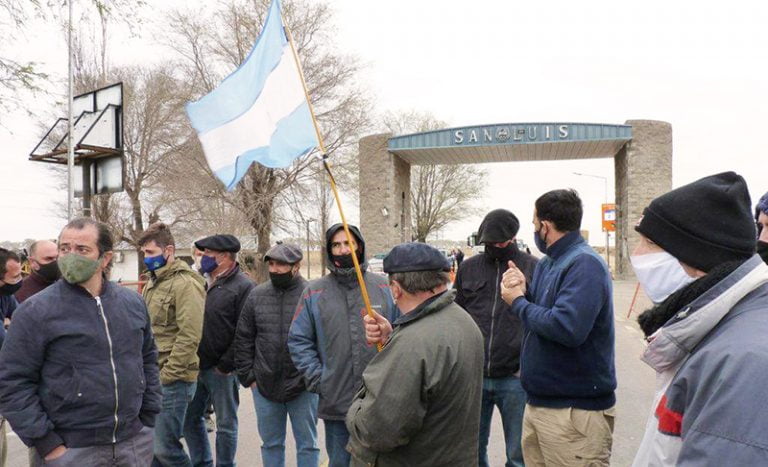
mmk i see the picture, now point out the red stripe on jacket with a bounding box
[655,394,683,437]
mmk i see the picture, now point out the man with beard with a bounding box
[0,218,161,466]
[236,243,319,467]
[501,190,616,466]
[288,224,397,467]
[454,209,538,467]
[628,172,768,466]
[756,192,768,264]
[15,240,59,304]
[139,223,205,466]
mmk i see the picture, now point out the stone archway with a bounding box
[359,120,672,279]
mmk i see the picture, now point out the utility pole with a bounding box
[67,0,75,220]
[573,172,610,270]
[306,219,315,279]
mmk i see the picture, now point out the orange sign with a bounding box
[602,204,616,232]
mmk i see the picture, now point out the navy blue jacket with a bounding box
[0,279,161,456]
[0,294,15,348]
[511,231,616,410]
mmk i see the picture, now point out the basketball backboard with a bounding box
[30,82,124,195]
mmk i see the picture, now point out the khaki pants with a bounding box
[0,418,6,467]
[522,404,615,467]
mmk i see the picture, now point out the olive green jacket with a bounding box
[142,259,205,385]
[346,290,484,466]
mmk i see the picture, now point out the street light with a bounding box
[572,172,611,269]
[306,218,315,279]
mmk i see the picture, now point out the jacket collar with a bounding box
[393,289,456,327]
[642,255,768,373]
[545,230,584,260]
[29,270,55,286]
[211,263,241,286]
[151,258,190,281]
[60,274,114,298]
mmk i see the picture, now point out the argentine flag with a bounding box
[186,0,318,190]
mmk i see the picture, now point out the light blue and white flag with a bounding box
[186,0,318,190]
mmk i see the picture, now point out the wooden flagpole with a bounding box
[282,11,383,351]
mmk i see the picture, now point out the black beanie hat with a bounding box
[478,209,520,243]
[635,171,756,272]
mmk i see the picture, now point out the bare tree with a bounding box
[164,0,371,282]
[383,110,488,242]
[0,0,145,122]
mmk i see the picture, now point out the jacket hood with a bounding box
[325,223,368,274]
[642,255,768,373]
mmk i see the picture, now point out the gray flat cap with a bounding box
[264,243,303,264]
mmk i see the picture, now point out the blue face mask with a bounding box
[534,225,548,254]
[200,255,218,274]
[144,254,168,272]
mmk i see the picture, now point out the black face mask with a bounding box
[485,242,516,261]
[36,260,61,283]
[0,281,22,296]
[332,253,362,269]
[269,271,294,289]
[758,241,768,265]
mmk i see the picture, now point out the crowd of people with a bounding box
[0,171,766,466]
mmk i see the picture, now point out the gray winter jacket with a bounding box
[287,225,397,420]
[633,255,768,466]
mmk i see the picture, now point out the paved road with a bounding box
[5,281,656,466]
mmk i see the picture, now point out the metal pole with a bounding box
[82,160,92,217]
[306,219,311,279]
[573,172,610,267]
[67,0,75,220]
[604,177,609,273]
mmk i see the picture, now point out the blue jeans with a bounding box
[252,388,319,467]
[479,376,526,467]
[183,368,240,467]
[152,381,197,467]
[323,420,350,467]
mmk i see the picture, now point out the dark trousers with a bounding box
[30,426,153,467]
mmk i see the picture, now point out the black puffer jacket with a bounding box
[235,274,307,402]
[454,246,538,377]
[198,264,255,373]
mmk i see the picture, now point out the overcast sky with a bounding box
[2,0,767,249]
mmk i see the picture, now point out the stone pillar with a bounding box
[615,120,673,279]
[359,133,412,256]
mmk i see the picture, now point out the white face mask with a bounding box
[630,251,696,304]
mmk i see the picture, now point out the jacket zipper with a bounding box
[95,296,120,443]
[487,263,501,375]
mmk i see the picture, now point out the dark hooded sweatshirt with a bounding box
[288,224,398,420]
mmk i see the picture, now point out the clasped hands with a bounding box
[500,260,526,305]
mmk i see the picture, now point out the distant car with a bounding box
[515,239,530,253]
[368,252,388,273]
